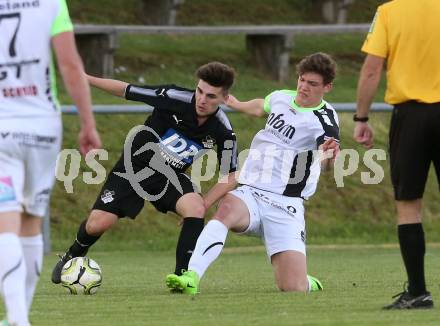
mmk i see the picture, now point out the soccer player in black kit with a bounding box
[51,62,238,286]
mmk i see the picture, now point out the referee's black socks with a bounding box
[175,217,205,275]
[398,223,427,296]
[68,219,101,257]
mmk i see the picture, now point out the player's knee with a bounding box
[276,279,308,292]
[176,194,206,217]
[86,218,111,235]
[212,200,234,226]
[180,202,205,218]
[20,213,43,236]
[188,202,206,218]
[86,212,117,235]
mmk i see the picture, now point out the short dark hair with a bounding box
[296,52,337,85]
[196,62,235,93]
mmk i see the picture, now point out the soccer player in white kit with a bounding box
[166,52,340,294]
[0,1,101,324]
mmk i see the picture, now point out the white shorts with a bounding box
[0,117,62,217]
[229,185,306,257]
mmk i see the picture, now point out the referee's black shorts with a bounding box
[92,155,198,218]
[389,101,440,200]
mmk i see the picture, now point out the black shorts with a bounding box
[92,155,197,218]
[389,101,440,200]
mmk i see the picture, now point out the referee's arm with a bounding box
[356,54,385,118]
[354,54,385,149]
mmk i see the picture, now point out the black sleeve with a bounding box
[124,84,194,108]
[217,130,238,175]
[314,108,340,147]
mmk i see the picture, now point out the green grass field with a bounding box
[3,1,439,324]
[3,246,440,325]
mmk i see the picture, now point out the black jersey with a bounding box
[124,84,238,174]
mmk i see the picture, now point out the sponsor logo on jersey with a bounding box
[35,188,50,204]
[0,176,16,203]
[0,1,41,10]
[3,132,57,148]
[159,128,203,167]
[301,230,306,243]
[158,88,166,97]
[202,135,215,149]
[172,115,183,125]
[266,113,295,140]
[0,58,40,81]
[2,85,38,98]
[287,205,297,214]
[251,190,297,217]
[101,189,115,204]
[114,125,185,202]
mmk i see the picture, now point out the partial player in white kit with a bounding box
[0,0,101,325]
[166,52,340,294]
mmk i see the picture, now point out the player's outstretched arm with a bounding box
[203,172,237,210]
[52,31,102,155]
[225,95,265,117]
[85,74,129,98]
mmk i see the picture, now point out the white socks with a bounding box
[0,233,29,326]
[20,234,43,312]
[188,220,228,278]
[0,233,42,325]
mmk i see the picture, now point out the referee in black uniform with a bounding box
[51,62,239,285]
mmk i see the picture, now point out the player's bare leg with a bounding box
[271,250,308,292]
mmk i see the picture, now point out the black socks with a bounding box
[398,223,426,296]
[67,216,204,276]
[175,217,204,275]
[68,219,101,257]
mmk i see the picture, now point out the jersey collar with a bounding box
[291,98,326,112]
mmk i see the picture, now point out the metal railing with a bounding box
[61,102,392,114]
[74,23,371,36]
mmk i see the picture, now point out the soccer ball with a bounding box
[60,257,102,295]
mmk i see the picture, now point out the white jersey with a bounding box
[0,0,73,118]
[238,90,340,199]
